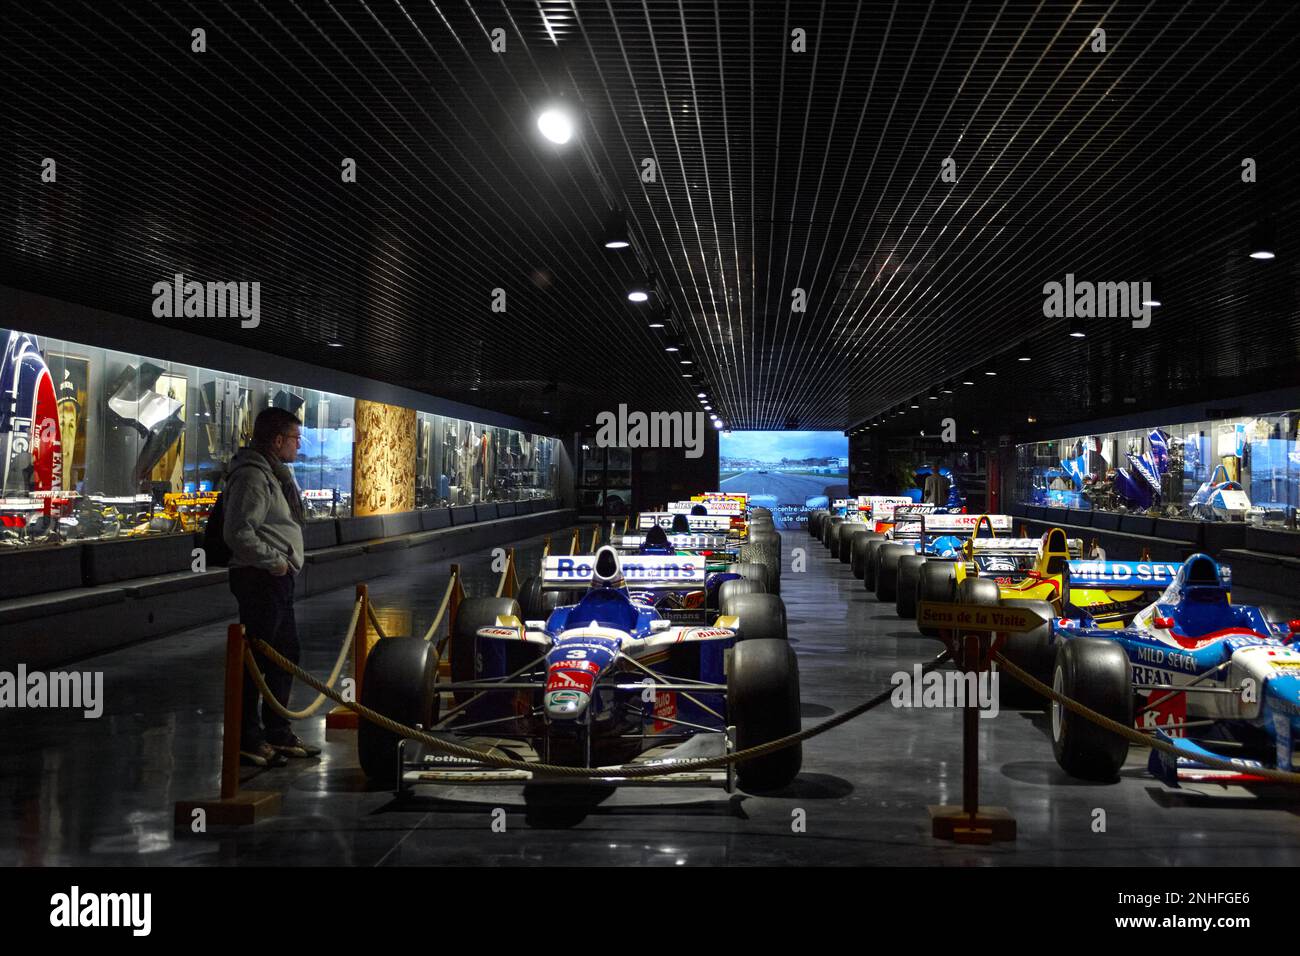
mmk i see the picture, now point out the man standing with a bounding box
[223,406,321,766]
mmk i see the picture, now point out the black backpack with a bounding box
[202,462,263,567]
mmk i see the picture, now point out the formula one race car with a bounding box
[357,546,800,795]
[872,512,1015,611]
[1043,553,1300,785]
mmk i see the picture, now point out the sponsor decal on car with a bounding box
[546,667,596,694]
[478,626,523,639]
[652,691,678,732]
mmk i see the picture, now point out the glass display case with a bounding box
[1013,409,1300,530]
[1,325,557,550]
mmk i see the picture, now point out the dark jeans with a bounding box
[229,566,299,747]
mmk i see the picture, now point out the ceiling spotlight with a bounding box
[628,289,650,303]
[927,392,938,400]
[696,392,706,398]
[941,381,954,394]
[962,378,975,386]
[709,413,718,421]
[713,420,724,430]
[1141,273,1163,308]
[602,210,631,250]
[664,344,679,353]
[984,370,998,376]
[1017,352,1031,362]
[326,341,344,348]
[910,403,920,409]
[704,405,712,411]
[537,105,575,144]
[1027,416,1037,423]
[681,373,693,378]
[1069,317,1087,338]
[1248,217,1276,260]
[648,319,665,328]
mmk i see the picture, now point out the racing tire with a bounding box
[849,531,883,579]
[861,538,887,590]
[1051,639,1132,782]
[808,511,826,537]
[358,637,439,786]
[995,599,1056,707]
[895,554,926,619]
[731,561,770,593]
[742,537,781,596]
[722,592,788,641]
[729,639,802,792]
[821,516,843,549]
[916,560,957,636]
[828,521,849,559]
[957,575,1001,607]
[450,597,522,704]
[874,543,911,603]
[718,577,766,609]
[839,526,869,565]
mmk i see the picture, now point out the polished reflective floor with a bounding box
[4,528,1300,866]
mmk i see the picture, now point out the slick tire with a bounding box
[722,592,788,641]
[996,599,1057,707]
[729,639,802,792]
[822,516,843,549]
[731,561,771,593]
[839,526,869,565]
[358,637,438,786]
[850,531,884,579]
[742,537,781,596]
[450,597,522,705]
[916,560,957,637]
[828,521,850,559]
[895,555,926,619]
[860,537,887,590]
[1051,639,1132,782]
[719,578,766,610]
[874,544,911,603]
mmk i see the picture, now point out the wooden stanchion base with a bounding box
[929,805,1017,844]
[175,791,282,828]
[325,706,358,730]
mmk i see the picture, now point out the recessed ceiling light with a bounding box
[696,392,706,398]
[1018,354,1031,362]
[664,345,679,352]
[537,106,575,144]
[1069,317,1087,338]
[327,341,344,348]
[679,359,693,365]
[910,403,919,409]
[628,290,649,303]
[681,373,693,378]
[648,320,665,328]
[984,370,998,376]
[704,405,712,411]
[962,379,975,386]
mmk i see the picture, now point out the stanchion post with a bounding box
[569,528,580,555]
[928,622,1016,844]
[541,535,551,559]
[175,623,282,828]
[220,623,244,800]
[448,563,464,640]
[589,526,600,553]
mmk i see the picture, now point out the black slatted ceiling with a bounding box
[1,0,1297,436]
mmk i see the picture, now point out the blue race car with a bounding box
[879,511,1015,613]
[1045,553,1300,785]
[357,546,800,795]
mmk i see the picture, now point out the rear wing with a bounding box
[638,512,731,532]
[541,554,706,589]
[668,499,743,517]
[1066,560,1202,589]
[864,497,919,520]
[966,537,1085,558]
[612,533,731,553]
[926,513,1012,534]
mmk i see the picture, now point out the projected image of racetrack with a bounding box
[720,431,848,529]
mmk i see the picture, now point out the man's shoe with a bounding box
[267,732,322,758]
[240,741,289,768]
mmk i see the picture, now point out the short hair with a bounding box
[253,406,302,446]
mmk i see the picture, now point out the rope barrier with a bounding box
[420,574,458,643]
[242,596,362,720]
[366,603,389,641]
[992,650,1300,784]
[246,636,951,778]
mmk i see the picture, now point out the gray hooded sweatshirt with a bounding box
[223,448,305,573]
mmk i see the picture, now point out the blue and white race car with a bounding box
[1044,553,1300,786]
[357,546,800,795]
